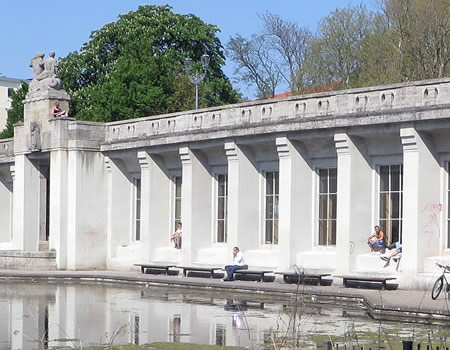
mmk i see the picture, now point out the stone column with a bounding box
[49,150,69,268]
[138,151,171,260]
[224,142,259,252]
[12,154,41,250]
[334,132,372,273]
[179,147,212,264]
[401,127,441,273]
[66,151,107,269]
[104,156,132,264]
[0,166,13,243]
[276,137,313,269]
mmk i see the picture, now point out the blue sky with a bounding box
[1,0,376,98]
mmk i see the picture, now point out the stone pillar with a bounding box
[49,150,69,268]
[104,156,132,264]
[224,142,259,252]
[179,147,212,264]
[66,151,107,269]
[334,132,372,273]
[138,151,171,260]
[12,154,41,250]
[0,166,13,243]
[401,127,441,273]
[276,137,313,269]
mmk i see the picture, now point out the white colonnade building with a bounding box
[0,78,450,288]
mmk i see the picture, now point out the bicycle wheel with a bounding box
[431,276,444,300]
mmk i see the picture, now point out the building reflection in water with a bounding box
[0,283,277,349]
[170,314,181,342]
[0,282,433,349]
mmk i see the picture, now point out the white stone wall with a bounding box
[4,78,450,283]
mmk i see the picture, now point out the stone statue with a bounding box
[29,51,62,93]
[30,52,45,78]
[30,122,41,151]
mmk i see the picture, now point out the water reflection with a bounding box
[0,282,447,349]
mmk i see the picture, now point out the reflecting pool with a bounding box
[0,281,447,349]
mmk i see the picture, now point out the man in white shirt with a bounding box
[223,247,248,281]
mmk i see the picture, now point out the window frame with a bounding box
[377,164,403,244]
[171,175,183,237]
[316,167,337,246]
[131,177,141,241]
[213,172,228,244]
[262,169,279,245]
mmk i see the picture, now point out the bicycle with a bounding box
[431,263,450,300]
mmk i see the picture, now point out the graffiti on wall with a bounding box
[420,203,442,250]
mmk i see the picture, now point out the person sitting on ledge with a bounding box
[170,222,182,249]
[223,246,248,281]
[380,242,402,267]
[367,225,387,253]
[51,102,68,117]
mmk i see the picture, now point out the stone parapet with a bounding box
[0,139,14,162]
[101,77,450,151]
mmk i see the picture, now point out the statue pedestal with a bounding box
[16,89,70,154]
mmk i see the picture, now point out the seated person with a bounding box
[380,242,402,267]
[223,247,248,281]
[367,225,387,253]
[51,102,68,117]
[170,222,182,249]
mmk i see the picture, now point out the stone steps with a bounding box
[0,250,57,270]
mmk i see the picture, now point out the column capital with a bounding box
[400,127,418,151]
[224,142,238,161]
[103,156,112,173]
[276,136,292,159]
[9,165,15,181]
[137,150,150,169]
[179,146,191,164]
[334,132,351,155]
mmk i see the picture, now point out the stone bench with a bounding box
[134,263,177,275]
[275,271,332,285]
[233,269,274,282]
[178,265,224,278]
[336,275,397,290]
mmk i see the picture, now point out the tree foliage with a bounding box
[363,0,450,84]
[305,4,376,89]
[0,82,28,139]
[227,0,450,97]
[57,5,240,122]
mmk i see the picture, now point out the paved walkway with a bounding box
[0,269,449,323]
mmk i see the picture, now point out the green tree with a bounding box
[0,82,28,139]
[57,5,240,122]
[305,4,376,89]
[360,0,450,87]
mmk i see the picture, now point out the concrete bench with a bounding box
[336,275,397,289]
[134,263,177,275]
[233,269,274,282]
[178,265,224,278]
[275,271,332,285]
